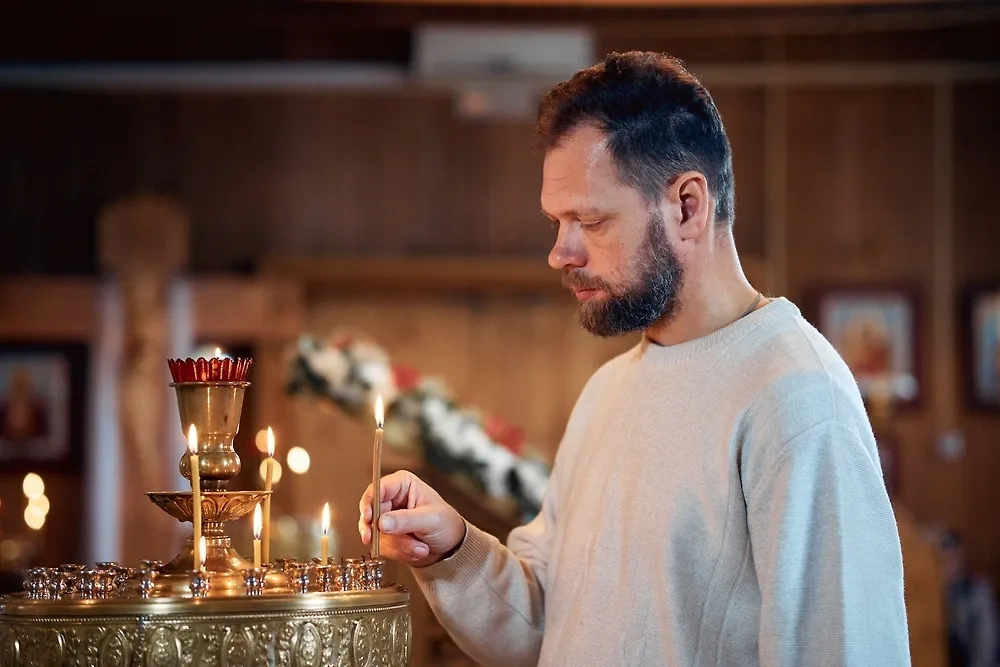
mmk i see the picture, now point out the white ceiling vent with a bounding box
[412,24,595,120]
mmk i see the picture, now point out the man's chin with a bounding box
[578,304,629,338]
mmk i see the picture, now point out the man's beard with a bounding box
[563,209,684,337]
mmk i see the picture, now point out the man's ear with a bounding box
[673,172,711,241]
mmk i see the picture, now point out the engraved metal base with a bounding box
[0,586,411,666]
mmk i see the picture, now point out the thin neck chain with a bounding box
[740,292,763,320]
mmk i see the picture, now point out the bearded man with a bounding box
[359,51,911,667]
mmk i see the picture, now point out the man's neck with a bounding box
[644,246,764,347]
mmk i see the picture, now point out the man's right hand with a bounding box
[358,470,466,568]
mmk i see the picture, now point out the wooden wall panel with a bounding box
[711,88,768,260]
[785,86,936,286]
[0,84,771,272]
[953,82,1000,578]
[172,94,279,268]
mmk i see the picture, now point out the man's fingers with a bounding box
[359,501,393,523]
[359,519,429,561]
[377,505,441,536]
[359,471,417,513]
[378,535,430,562]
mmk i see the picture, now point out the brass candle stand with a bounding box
[0,356,411,666]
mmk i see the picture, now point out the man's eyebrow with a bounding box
[541,206,608,220]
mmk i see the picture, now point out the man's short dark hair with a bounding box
[536,51,736,225]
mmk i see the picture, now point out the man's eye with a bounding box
[584,219,606,230]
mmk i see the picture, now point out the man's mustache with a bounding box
[562,271,613,292]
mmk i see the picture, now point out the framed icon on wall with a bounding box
[961,282,1000,412]
[810,285,921,408]
[0,342,87,468]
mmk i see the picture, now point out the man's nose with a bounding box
[548,226,585,270]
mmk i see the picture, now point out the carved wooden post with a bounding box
[99,195,190,565]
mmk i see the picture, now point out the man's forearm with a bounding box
[411,521,546,667]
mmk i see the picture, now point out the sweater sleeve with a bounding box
[408,480,557,667]
[746,419,912,667]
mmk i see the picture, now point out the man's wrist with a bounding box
[441,521,468,561]
[421,520,468,568]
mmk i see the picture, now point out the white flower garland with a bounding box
[286,333,550,520]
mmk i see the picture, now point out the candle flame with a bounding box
[187,424,198,455]
[214,347,222,358]
[374,395,384,429]
[253,503,262,539]
[199,536,207,568]
[322,502,330,535]
[266,426,275,457]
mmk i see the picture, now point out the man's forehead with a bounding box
[544,126,610,170]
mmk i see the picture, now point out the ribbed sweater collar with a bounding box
[635,297,799,368]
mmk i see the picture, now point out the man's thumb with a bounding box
[378,505,440,535]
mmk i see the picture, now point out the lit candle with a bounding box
[199,535,207,573]
[262,426,275,564]
[188,424,202,571]
[371,396,384,559]
[321,502,330,564]
[253,503,262,568]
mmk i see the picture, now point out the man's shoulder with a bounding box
[742,301,860,403]
[738,301,873,447]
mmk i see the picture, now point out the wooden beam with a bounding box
[0,278,98,340]
[262,254,769,297]
[0,256,767,340]
[0,276,304,343]
[191,277,305,342]
[262,256,563,296]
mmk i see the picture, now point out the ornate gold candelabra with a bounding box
[0,356,411,666]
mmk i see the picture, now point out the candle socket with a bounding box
[290,564,313,595]
[189,570,211,598]
[139,568,158,599]
[243,568,268,596]
[343,558,367,592]
[314,564,334,592]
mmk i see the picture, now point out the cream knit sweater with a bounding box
[412,298,911,667]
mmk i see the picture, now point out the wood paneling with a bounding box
[953,83,1000,579]
[0,279,98,339]
[712,88,768,260]
[785,86,936,287]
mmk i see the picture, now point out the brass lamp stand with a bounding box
[0,356,411,666]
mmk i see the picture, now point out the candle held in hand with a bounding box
[371,395,384,560]
[253,503,262,569]
[188,424,202,571]
[321,502,330,564]
[262,426,275,564]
